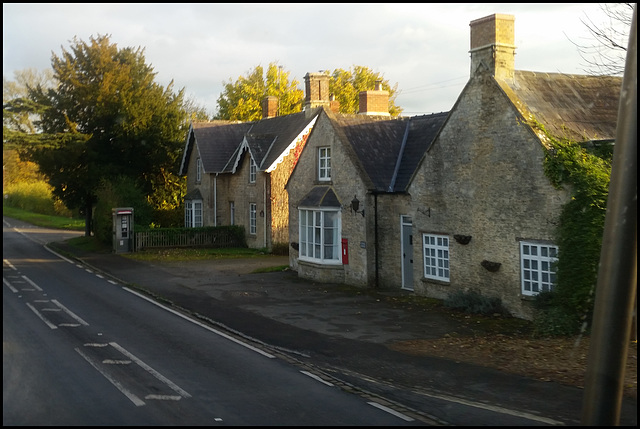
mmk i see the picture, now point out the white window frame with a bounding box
[520,241,558,296]
[298,208,341,264]
[249,157,257,183]
[318,147,331,181]
[249,203,257,235]
[185,199,203,228]
[423,233,450,282]
[196,157,202,183]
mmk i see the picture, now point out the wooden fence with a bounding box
[134,227,245,251]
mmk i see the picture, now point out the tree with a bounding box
[215,62,303,121]
[15,34,188,236]
[215,63,403,121]
[329,66,403,116]
[571,3,634,76]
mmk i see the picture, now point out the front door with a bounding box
[401,215,414,290]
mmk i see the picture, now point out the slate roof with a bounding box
[327,111,448,193]
[499,71,622,143]
[179,121,251,175]
[179,109,320,177]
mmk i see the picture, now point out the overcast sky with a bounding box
[3,3,617,117]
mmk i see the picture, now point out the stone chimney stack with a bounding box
[304,72,331,112]
[358,80,390,116]
[261,96,278,119]
[329,94,340,113]
[469,13,516,80]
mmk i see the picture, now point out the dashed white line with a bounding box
[367,401,414,422]
[300,370,334,387]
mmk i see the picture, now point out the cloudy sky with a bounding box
[3,3,617,117]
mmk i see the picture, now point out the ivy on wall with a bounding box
[535,122,613,335]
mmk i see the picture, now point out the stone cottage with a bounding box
[406,13,621,319]
[178,72,347,250]
[286,93,447,288]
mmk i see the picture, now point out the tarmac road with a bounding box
[3,216,637,425]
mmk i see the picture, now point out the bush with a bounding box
[444,289,507,316]
[3,181,72,217]
[271,242,289,256]
[532,306,583,337]
[93,177,153,244]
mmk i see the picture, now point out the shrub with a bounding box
[271,242,289,256]
[444,289,507,316]
[3,181,72,217]
[93,177,153,244]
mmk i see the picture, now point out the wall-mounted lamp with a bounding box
[259,210,264,218]
[351,195,365,217]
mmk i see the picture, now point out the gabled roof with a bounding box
[327,111,448,193]
[181,109,320,177]
[499,71,621,144]
[235,110,320,172]
[179,121,251,176]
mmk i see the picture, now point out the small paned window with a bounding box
[249,157,257,183]
[423,234,450,282]
[249,203,257,235]
[520,242,558,296]
[185,200,203,228]
[196,158,202,183]
[318,147,331,181]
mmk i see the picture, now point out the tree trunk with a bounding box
[84,201,92,237]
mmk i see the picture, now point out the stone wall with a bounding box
[407,74,569,319]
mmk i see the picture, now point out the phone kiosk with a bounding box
[112,207,134,253]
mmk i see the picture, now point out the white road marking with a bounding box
[145,394,182,401]
[3,278,18,293]
[21,275,43,291]
[109,342,191,398]
[300,370,334,386]
[25,302,57,329]
[75,347,145,407]
[103,359,132,365]
[124,287,276,359]
[52,299,89,326]
[367,401,414,422]
[3,259,17,270]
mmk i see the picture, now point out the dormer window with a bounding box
[249,157,257,183]
[318,147,331,181]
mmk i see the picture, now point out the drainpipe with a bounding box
[213,174,217,226]
[264,179,267,249]
[374,192,379,288]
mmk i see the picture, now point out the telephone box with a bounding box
[112,207,134,253]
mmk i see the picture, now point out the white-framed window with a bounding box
[318,147,331,181]
[185,199,203,228]
[196,157,202,183]
[249,203,257,235]
[299,208,340,263]
[423,234,450,282]
[230,201,235,225]
[249,157,257,183]
[520,241,558,296]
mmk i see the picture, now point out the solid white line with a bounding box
[51,299,90,326]
[109,342,191,398]
[25,302,57,329]
[408,389,563,425]
[103,359,132,365]
[21,275,43,291]
[367,401,415,422]
[300,370,334,387]
[123,287,276,359]
[43,245,74,264]
[3,278,18,293]
[75,347,145,407]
